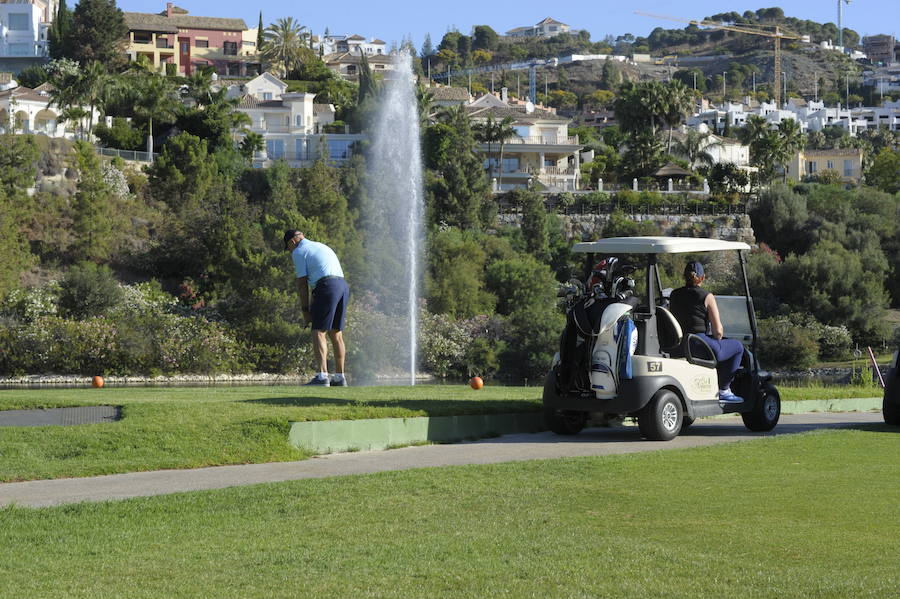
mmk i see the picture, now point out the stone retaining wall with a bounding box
[497,213,756,243]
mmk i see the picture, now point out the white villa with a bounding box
[466,89,583,191]
[322,50,395,81]
[0,73,100,137]
[505,17,571,38]
[230,72,363,168]
[315,34,386,57]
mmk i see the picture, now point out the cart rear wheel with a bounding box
[638,389,683,441]
[543,370,587,435]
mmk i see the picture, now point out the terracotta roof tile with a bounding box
[124,11,246,33]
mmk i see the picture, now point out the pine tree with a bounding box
[68,0,129,70]
[421,33,434,57]
[71,141,114,262]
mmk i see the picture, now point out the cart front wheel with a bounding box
[742,383,781,432]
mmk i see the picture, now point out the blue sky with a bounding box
[117,1,897,50]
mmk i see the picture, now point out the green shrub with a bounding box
[0,282,61,322]
[0,311,246,376]
[758,316,820,369]
[94,117,145,152]
[418,309,470,379]
[58,263,123,319]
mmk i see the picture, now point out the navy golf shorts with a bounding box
[311,277,349,331]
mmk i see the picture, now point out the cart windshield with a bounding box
[715,295,754,344]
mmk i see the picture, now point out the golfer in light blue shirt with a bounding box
[284,230,349,386]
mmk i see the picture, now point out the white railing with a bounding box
[96,147,157,163]
[501,135,579,145]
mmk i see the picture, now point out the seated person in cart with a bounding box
[669,261,746,403]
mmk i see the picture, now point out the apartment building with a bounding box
[863,34,897,66]
[124,3,258,77]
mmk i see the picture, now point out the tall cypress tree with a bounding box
[48,0,74,59]
[256,12,265,52]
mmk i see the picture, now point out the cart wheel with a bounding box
[638,389,683,441]
[544,406,587,435]
[742,382,781,432]
[542,369,587,435]
[884,394,900,426]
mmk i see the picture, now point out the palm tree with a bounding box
[415,83,434,129]
[262,17,312,76]
[661,81,694,154]
[59,106,89,139]
[81,61,110,138]
[132,74,180,157]
[494,116,519,189]
[239,131,265,161]
[673,129,722,169]
[473,115,518,187]
[181,68,216,107]
[776,118,803,182]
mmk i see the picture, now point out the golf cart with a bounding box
[883,346,900,425]
[543,236,780,441]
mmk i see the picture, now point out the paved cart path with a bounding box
[0,412,884,508]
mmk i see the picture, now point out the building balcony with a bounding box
[502,135,580,145]
[0,41,48,58]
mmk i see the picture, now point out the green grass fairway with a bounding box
[1,428,898,598]
[0,384,883,482]
[0,385,541,482]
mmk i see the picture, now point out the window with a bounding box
[195,39,209,48]
[180,42,190,53]
[266,139,284,159]
[485,157,520,173]
[843,159,853,177]
[807,161,817,174]
[223,41,238,55]
[262,92,273,101]
[346,65,357,75]
[328,140,353,160]
[133,31,153,44]
[7,43,30,56]
[296,138,309,160]
[295,115,302,127]
[827,160,834,170]
[8,13,30,31]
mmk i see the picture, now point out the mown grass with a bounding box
[0,385,541,482]
[0,383,884,482]
[1,428,898,598]
[778,384,883,401]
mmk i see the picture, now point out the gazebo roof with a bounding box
[653,162,693,178]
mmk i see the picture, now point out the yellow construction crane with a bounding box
[635,11,804,106]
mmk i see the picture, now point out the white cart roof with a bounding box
[572,236,751,254]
